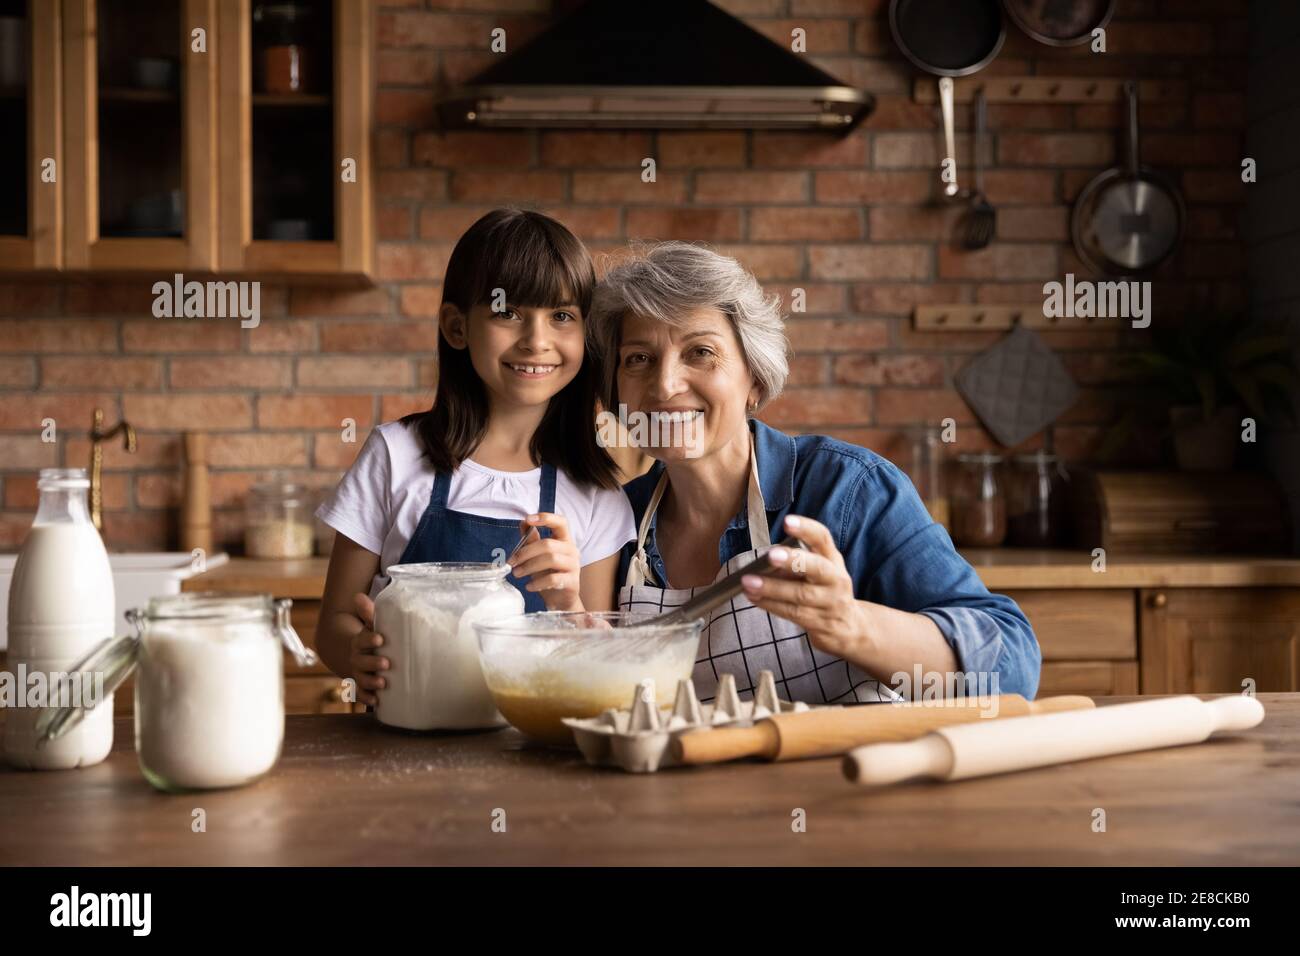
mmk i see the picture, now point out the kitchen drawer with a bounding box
[286,675,360,715]
[111,672,358,719]
[1005,589,1136,661]
[1038,661,1138,698]
[287,600,328,676]
[113,676,136,720]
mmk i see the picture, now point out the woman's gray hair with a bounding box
[590,242,790,411]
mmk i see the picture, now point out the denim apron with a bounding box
[396,463,557,613]
[618,441,901,706]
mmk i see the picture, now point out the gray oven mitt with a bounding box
[954,323,1079,447]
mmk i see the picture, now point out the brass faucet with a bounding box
[89,408,136,531]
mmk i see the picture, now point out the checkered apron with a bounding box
[618,445,902,706]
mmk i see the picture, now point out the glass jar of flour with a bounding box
[36,593,317,792]
[373,563,524,732]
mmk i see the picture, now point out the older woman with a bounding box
[591,243,1040,703]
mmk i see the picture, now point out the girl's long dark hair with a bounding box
[400,208,620,489]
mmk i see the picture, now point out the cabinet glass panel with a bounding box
[96,0,184,239]
[251,0,334,242]
[0,0,28,237]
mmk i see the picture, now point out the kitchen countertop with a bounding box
[960,549,1300,589]
[187,552,1300,599]
[2,693,1297,866]
[182,557,328,599]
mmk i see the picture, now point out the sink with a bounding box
[0,551,229,651]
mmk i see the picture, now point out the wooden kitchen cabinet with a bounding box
[1139,588,1300,694]
[63,0,219,271]
[283,598,363,714]
[216,0,372,278]
[0,0,62,271]
[112,668,355,719]
[0,0,371,279]
[1004,589,1139,698]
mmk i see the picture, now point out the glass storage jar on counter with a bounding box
[245,480,317,558]
[951,453,1007,547]
[36,593,318,792]
[909,426,950,531]
[1006,451,1069,547]
[372,563,525,732]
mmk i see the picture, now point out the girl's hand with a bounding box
[740,515,866,660]
[510,513,584,612]
[349,592,390,707]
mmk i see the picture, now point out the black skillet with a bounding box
[890,0,1006,199]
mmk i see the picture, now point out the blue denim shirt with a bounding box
[617,420,1042,699]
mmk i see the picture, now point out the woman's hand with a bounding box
[510,513,584,612]
[740,515,866,660]
[349,591,390,707]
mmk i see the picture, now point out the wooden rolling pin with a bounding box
[843,694,1265,786]
[672,694,1094,765]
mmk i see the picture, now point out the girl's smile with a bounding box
[503,361,561,378]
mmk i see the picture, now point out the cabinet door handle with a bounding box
[324,685,344,703]
[1150,592,1168,609]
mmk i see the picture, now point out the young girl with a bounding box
[314,209,635,705]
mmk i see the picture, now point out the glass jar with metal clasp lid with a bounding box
[36,593,317,792]
[1006,450,1070,547]
[245,479,318,559]
[951,453,1007,548]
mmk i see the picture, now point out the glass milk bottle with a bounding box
[4,468,115,770]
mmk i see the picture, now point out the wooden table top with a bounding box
[4,693,1297,866]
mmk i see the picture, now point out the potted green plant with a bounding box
[1111,314,1298,471]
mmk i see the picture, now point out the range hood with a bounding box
[438,0,873,131]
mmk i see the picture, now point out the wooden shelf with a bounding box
[251,92,330,107]
[98,86,179,103]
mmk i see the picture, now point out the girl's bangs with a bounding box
[467,222,593,314]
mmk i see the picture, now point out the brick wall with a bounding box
[0,0,1251,552]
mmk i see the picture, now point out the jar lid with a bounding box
[145,592,274,622]
[254,3,314,22]
[387,562,511,584]
[250,480,317,508]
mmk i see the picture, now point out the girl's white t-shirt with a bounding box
[316,420,636,598]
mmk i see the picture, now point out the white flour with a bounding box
[374,582,522,731]
[135,621,283,790]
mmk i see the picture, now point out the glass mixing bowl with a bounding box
[473,611,702,746]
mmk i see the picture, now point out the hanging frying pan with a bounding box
[890,0,1005,199]
[1004,0,1115,47]
[1071,82,1185,276]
